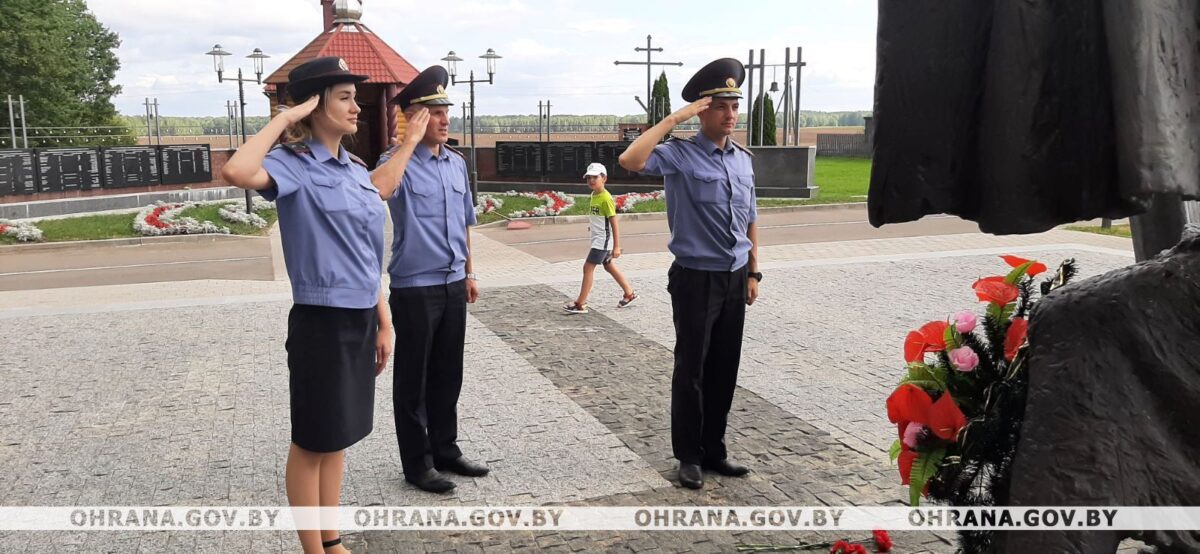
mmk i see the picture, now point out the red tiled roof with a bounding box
[264,22,420,87]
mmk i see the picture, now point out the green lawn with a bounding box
[26,213,139,243]
[1065,224,1132,238]
[809,156,871,203]
[1,202,279,245]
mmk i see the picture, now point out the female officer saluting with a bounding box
[222,56,391,554]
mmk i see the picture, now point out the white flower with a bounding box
[0,218,43,242]
[133,201,230,237]
[218,200,273,228]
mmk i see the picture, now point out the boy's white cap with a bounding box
[583,162,607,177]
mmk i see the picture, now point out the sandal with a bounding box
[563,302,589,314]
[323,537,345,552]
[618,293,638,308]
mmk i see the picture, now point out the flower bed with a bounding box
[0,219,44,242]
[507,190,575,218]
[218,198,276,229]
[133,202,230,237]
[474,194,505,216]
[614,190,664,213]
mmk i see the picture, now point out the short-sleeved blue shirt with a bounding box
[260,139,386,309]
[641,133,758,271]
[377,143,477,288]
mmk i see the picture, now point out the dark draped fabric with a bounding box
[869,0,1200,234]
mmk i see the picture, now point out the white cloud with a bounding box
[81,0,877,117]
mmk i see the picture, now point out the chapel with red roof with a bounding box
[264,0,419,166]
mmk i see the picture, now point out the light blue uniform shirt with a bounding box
[641,133,758,271]
[260,139,386,309]
[378,143,477,289]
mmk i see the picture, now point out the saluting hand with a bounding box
[395,108,430,146]
[669,97,712,125]
[279,95,321,125]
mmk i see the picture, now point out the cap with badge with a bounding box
[681,58,746,102]
[286,56,369,103]
[391,66,455,110]
[583,163,607,177]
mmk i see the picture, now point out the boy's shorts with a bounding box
[586,248,613,265]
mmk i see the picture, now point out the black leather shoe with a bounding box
[405,469,456,493]
[703,458,750,477]
[678,463,704,489]
[435,456,490,477]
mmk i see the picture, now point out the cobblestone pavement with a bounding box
[0,228,1140,552]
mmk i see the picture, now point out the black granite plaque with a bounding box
[543,142,595,180]
[37,148,102,192]
[0,149,38,196]
[101,146,160,188]
[495,142,543,177]
[158,144,212,185]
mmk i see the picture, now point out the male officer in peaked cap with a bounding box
[369,65,486,494]
[619,58,761,490]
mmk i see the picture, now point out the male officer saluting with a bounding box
[370,66,487,494]
[619,58,761,490]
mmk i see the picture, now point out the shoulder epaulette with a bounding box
[280,141,312,156]
[444,144,466,159]
[666,135,696,145]
[347,152,368,169]
[729,139,755,157]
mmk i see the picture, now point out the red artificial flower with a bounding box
[903,331,925,363]
[886,384,933,429]
[888,385,934,484]
[903,321,949,362]
[918,321,948,351]
[0,224,9,234]
[897,446,918,485]
[927,392,967,441]
[972,276,1019,306]
[873,529,894,552]
[888,385,965,480]
[1004,317,1028,361]
[1001,254,1047,277]
[830,544,866,554]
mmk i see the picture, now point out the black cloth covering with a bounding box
[869,0,1200,234]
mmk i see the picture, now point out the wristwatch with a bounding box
[466,273,478,281]
[749,271,763,282]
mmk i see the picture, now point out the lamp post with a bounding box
[441,48,501,202]
[206,44,270,213]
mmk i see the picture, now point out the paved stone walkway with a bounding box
[0,227,1139,552]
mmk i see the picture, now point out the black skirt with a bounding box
[285,304,378,453]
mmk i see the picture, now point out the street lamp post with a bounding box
[441,49,501,202]
[206,44,270,213]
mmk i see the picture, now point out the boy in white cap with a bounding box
[563,162,637,313]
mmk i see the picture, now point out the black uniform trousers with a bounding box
[390,279,467,476]
[667,262,748,465]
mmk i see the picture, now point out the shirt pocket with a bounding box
[733,174,755,209]
[688,169,727,204]
[311,175,351,213]
[448,175,468,220]
[409,178,444,218]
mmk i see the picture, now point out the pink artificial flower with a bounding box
[902,422,926,448]
[954,311,977,334]
[949,346,979,372]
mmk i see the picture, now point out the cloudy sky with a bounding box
[85,0,877,118]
